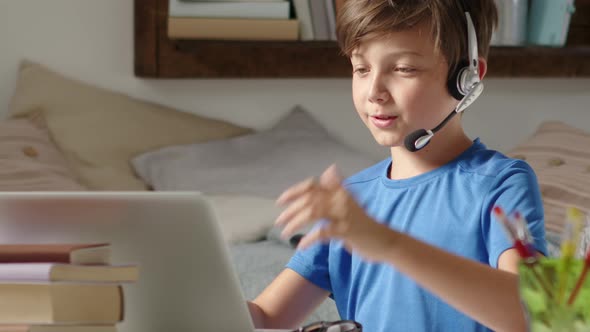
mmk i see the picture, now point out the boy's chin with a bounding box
[367,127,406,148]
[373,136,403,148]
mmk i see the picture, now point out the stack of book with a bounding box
[0,244,139,332]
[168,0,299,41]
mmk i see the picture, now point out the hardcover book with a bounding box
[0,325,117,332]
[0,283,123,324]
[0,244,110,265]
[169,0,291,20]
[168,17,299,41]
[0,263,138,283]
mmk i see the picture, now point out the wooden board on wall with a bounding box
[134,0,159,76]
[134,0,590,78]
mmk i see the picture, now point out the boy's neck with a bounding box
[388,127,473,180]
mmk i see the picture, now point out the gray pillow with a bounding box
[132,106,377,197]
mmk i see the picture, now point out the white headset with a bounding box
[404,4,485,152]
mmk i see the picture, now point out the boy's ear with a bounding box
[478,57,487,80]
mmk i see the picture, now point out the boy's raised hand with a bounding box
[275,165,395,262]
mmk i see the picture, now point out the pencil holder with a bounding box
[519,257,590,332]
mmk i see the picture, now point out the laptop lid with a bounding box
[0,191,256,332]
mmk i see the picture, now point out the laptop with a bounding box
[0,192,289,332]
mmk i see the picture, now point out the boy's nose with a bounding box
[368,83,390,104]
[367,73,390,104]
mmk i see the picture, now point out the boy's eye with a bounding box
[353,67,369,75]
[395,67,416,74]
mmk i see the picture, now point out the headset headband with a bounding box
[465,13,479,73]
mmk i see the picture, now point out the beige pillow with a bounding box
[8,60,252,190]
[0,115,86,191]
[507,121,590,236]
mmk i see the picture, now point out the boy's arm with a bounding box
[247,268,330,329]
[382,231,527,332]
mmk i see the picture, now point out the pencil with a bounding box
[567,244,590,306]
[492,206,553,297]
[557,207,584,304]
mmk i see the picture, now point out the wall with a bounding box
[0,0,589,160]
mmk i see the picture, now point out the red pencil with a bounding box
[567,247,590,306]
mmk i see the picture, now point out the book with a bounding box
[292,0,314,40]
[168,17,299,41]
[309,0,331,40]
[325,0,337,40]
[0,325,116,332]
[0,283,123,324]
[0,263,138,283]
[169,0,291,19]
[0,244,110,265]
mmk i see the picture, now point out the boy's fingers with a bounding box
[275,193,314,226]
[278,166,342,206]
[319,164,343,190]
[297,226,331,250]
[276,177,317,205]
[328,188,354,221]
[280,206,317,239]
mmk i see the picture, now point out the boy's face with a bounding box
[351,22,459,148]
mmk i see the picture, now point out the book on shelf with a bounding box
[325,0,337,40]
[0,283,123,324]
[0,244,110,265]
[309,0,331,40]
[292,0,314,40]
[169,0,291,19]
[0,325,116,332]
[0,263,138,283]
[168,17,299,41]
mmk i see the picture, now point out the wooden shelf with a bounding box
[135,0,590,78]
[488,46,590,77]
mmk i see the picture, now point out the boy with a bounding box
[248,1,547,331]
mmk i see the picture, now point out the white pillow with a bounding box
[133,106,378,198]
[206,194,280,244]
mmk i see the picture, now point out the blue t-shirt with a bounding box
[286,139,547,332]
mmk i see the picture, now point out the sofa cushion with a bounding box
[8,60,252,190]
[507,121,590,257]
[0,114,86,191]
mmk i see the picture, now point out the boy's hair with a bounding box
[336,0,498,75]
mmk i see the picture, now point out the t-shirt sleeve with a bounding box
[285,225,332,293]
[481,160,548,268]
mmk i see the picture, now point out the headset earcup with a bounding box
[447,60,470,101]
